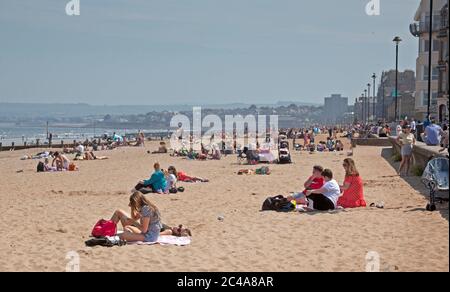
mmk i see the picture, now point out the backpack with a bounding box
[261,195,295,212]
[37,161,45,172]
[91,219,117,238]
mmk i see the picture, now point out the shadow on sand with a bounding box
[381,148,449,221]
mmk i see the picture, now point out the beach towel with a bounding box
[129,235,191,246]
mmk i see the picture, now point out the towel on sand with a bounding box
[129,235,191,246]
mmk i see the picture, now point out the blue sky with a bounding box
[0,0,420,105]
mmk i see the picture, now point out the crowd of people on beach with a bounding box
[18,121,448,246]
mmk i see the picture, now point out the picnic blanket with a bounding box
[129,235,191,246]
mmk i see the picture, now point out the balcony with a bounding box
[410,20,443,37]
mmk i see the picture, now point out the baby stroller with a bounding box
[421,156,449,211]
[278,140,292,164]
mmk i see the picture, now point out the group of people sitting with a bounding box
[132,162,209,194]
[315,137,344,152]
[172,143,222,160]
[286,158,366,211]
[37,151,77,172]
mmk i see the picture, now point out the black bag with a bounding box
[261,195,295,212]
[37,161,45,172]
[85,237,126,247]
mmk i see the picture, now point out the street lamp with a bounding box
[381,71,386,121]
[372,73,376,122]
[393,36,402,122]
[427,0,434,118]
[367,83,371,123]
[364,89,368,124]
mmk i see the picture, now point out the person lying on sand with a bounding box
[133,162,167,194]
[110,191,172,242]
[304,169,340,211]
[168,166,209,183]
[84,151,108,160]
[287,165,324,204]
[161,224,192,237]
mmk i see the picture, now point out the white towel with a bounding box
[129,235,191,246]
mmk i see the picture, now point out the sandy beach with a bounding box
[0,139,448,272]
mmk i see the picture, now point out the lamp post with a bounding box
[393,36,402,122]
[367,83,371,123]
[372,73,376,122]
[364,89,368,124]
[427,0,434,118]
[381,72,386,122]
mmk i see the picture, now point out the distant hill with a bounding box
[0,101,321,118]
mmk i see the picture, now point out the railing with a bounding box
[419,20,442,32]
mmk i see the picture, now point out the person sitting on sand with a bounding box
[52,151,70,171]
[111,191,172,242]
[134,162,167,194]
[169,166,209,183]
[151,142,168,154]
[211,145,221,160]
[326,137,335,151]
[337,158,366,208]
[287,165,324,204]
[74,143,85,155]
[335,140,344,151]
[43,158,57,172]
[163,169,178,193]
[304,169,340,211]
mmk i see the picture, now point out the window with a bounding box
[423,66,439,80]
[422,39,441,52]
[422,91,438,106]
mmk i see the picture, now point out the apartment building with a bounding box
[410,0,448,121]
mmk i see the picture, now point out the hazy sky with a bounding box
[0,0,420,105]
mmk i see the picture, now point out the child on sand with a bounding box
[164,169,178,193]
[305,169,340,211]
[287,165,324,204]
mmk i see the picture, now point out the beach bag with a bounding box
[256,166,270,175]
[261,195,294,212]
[68,162,77,171]
[91,219,117,238]
[37,161,45,172]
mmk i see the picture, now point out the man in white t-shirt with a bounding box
[75,143,85,154]
[305,169,340,210]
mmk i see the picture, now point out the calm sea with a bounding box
[0,124,168,146]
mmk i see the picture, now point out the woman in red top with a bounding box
[337,158,366,208]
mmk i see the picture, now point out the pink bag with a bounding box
[91,219,117,238]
